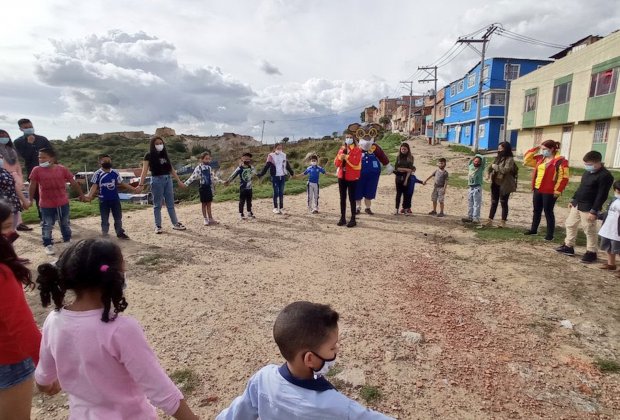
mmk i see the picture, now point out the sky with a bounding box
[1,0,618,142]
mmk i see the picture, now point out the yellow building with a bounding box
[508,31,620,167]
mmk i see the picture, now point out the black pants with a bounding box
[489,183,510,221]
[239,189,252,214]
[530,189,557,238]
[395,181,413,209]
[338,179,357,220]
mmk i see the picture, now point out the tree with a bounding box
[379,116,391,129]
[332,131,339,138]
[360,111,365,122]
[282,137,290,143]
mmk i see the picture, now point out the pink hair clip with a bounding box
[100,265,110,273]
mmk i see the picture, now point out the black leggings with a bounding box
[338,179,357,220]
[488,183,510,221]
[239,189,252,214]
[395,181,413,209]
[530,189,557,238]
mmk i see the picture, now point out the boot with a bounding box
[337,217,347,226]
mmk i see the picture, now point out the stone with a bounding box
[333,368,366,388]
[401,331,425,345]
[559,320,574,329]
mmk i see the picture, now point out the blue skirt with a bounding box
[354,173,380,200]
[0,358,35,389]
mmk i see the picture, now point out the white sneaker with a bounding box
[239,213,247,220]
[204,218,210,226]
[273,208,279,214]
[155,226,163,234]
[44,245,55,255]
[172,222,187,231]
[248,212,256,219]
[393,209,399,215]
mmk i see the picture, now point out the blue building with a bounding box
[444,57,552,150]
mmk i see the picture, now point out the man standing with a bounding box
[13,118,52,224]
[556,151,614,263]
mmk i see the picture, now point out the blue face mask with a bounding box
[22,128,35,136]
[584,164,596,173]
[541,149,552,158]
[0,137,9,145]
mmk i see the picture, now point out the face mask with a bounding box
[0,137,9,145]
[275,150,281,155]
[310,161,317,166]
[101,162,112,169]
[22,128,35,136]
[310,352,337,378]
[155,144,164,152]
[344,138,353,145]
[243,160,251,166]
[39,161,51,168]
[615,193,620,199]
[541,149,552,158]
[359,139,372,151]
[584,164,595,172]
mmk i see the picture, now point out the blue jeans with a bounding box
[100,199,124,235]
[151,175,178,228]
[467,186,482,221]
[0,358,35,389]
[41,204,71,246]
[271,176,286,209]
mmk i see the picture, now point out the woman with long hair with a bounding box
[334,134,362,227]
[0,199,41,419]
[139,137,187,234]
[0,130,31,231]
[257,143,294,214]
[484,141,518,228]
[523,140,569,240]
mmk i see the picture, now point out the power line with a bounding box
[495,28,567,49]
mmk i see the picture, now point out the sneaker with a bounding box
[581,251,597,264]
[428,210,437,216]
[16,223,33,231]
[483,219,494,227]
[346,219,357,228]
[210,219,219,225]
[248,212,256,219]
[337,218,347,226]
[472,218,481,224]
[173,222,187,231]
[273,208,279,214]
[555,245,575,256]
[355,207,361,215]
[393,209,399,215]
[400,208,406,214]
[406,209,413,215]
[117,232,130,240]
[44,245,55,255]
[277,209,283,215]
[312,210,319,214]
[239,213,247,220]
[523,230,537,236]
[204,218,210,226]
[155,226,163,234]
[544,236,554,241]
[498,220,507,228]
[365,208,374,215]
[437,212,445,218]
[461,217,473,223]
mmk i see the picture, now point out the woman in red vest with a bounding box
[523,140,570,240]
[334,133,362,227]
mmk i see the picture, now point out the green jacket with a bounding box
[468,154,486,186]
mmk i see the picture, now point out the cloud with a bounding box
[34,30,255,126]
[259,60,282,76]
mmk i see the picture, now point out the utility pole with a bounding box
[418,66,438,145]
[260,120,274,144]
[400,81,413,135]
[457,24,498,152]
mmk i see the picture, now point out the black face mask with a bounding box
[101,162,112,169]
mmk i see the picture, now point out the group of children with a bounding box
[0,206,393,418]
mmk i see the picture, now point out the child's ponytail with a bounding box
[37,262,65,310]
[99,266,128,322]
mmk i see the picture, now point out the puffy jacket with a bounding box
[335,145,362,181]
[524,147,569,195]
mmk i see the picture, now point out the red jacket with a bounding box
[0,263,41,365]
[335,145,362,181]
[523,147,569,195]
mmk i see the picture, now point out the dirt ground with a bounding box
[16,139,620,419]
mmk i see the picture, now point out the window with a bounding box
[445,105,451,117]
[534,128,543,144]
[450,84,456,96]
[524,92,537,112]
[467,73,476,88]
[482,65,489,82]
[457,79,464,93]
[463,99,471,112]
[589,68,619,97]
[552,81,572,106]
[504,64,520,81]
[482,92,506,107]
[478,124,485,139]
[593,121,610,143]
[499,124,505,142]
[464,126,471,137]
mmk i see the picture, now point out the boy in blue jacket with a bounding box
[302,155,326,214]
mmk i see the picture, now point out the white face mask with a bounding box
[155,144,164,152]
[359,139,373,151]
[275,150,281,155]
[344,138,353,145]
[39,161,51,168]
[615,193,620,199]
[310,161,318,166]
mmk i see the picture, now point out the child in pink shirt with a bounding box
[34,238,199,420]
